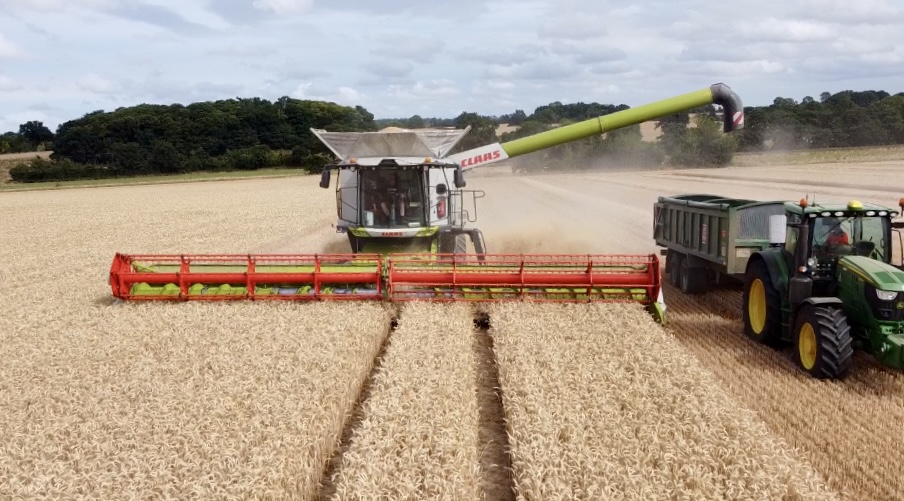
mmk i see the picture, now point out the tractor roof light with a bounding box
[848,200,863,210]
[799,198,808,208]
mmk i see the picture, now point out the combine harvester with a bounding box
[109,84,746,324]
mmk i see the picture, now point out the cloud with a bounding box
[387,80,460,101]
[367,35,444,64]
[549,41,626,64]
[793,0,904,24]
[76,74,122,95]
[291,82,364,105]
[0,33,24,58]
[252,0,313,15]
[363,59,414,79]
[2,0,904,131]
[0,75,23,91]
[738,18,838,43]
[537,12,610,40]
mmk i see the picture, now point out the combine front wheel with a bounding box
[440,233,468,255]
[792,305,853,379]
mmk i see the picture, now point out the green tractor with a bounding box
[743,198,904,379]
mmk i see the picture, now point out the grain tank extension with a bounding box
[108,84,746,324]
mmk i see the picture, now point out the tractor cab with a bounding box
[770,198,904,300]
[780,200,898,279]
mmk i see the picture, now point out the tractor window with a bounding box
[785,226,798,256]
[359,169,426,228]
[812,216,888,262]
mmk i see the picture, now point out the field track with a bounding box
[3,159,904,499]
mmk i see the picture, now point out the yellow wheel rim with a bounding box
[799,322,817,370]
[748,278,766,334]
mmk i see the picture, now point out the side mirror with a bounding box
[436,183,447,195]
[769,214,787,245]
[319,169,330,189]
[454,167,466,188]
[892,221,904,230]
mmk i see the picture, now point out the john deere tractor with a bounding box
[742,198,904,379]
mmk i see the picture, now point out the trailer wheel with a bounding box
[678,258,707,294]
[793,305,853,379]
[668,252,683,287]
[742,259,782,347]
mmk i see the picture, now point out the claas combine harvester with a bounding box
[108,83,746,323]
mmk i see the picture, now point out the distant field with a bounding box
[0,151,52,183]
[732,144,904,166]
[3,143,904,190]
[0,166,309,191]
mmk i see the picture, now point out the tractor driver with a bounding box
[819,217,850,249]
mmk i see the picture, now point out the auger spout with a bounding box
[447,83,744,170]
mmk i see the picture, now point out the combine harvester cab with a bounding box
[110,83,747,325]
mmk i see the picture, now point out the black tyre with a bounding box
[668,252,683,287]
[453,234,468,255]
[679,258,708,294]
[742,258,783,347]
[439,233,468,255]
[347,233,363,253]
[793,305,853,379]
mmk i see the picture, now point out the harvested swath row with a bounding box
[484,302,838,501]
[664,283,904,501]
[0,302,392,500]
[324,302,482,500]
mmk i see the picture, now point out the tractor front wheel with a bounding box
[793,305,854,379]
[742,259,782,347]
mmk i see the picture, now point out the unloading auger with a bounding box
[109,83,746,323]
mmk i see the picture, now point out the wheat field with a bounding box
[3,158,904,499]
[484,302,836,501]
[324,302,481,500]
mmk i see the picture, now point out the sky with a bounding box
[1,0,903,133]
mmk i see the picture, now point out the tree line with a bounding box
[5,89,904,182]
[7,97,376,182]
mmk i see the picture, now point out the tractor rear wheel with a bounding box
[793,305,853,379]
[742,259,782,347]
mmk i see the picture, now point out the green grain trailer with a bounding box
[653,194,787,293]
